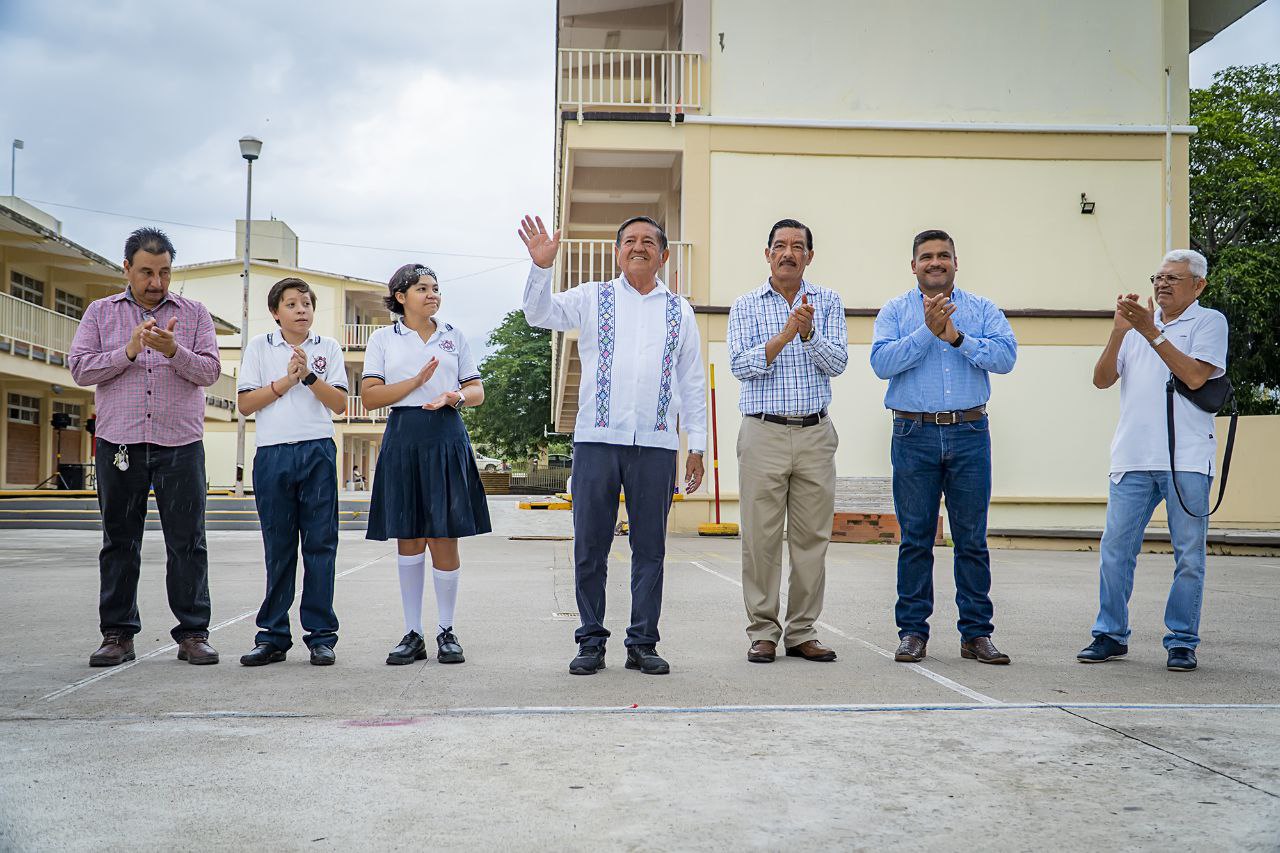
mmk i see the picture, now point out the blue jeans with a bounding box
[891,416,995,642]
[1092,470,1210,650]
[252,439,340,651]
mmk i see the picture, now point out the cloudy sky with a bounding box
[0,0,1276,352]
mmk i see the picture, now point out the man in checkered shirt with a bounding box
[728,219,848,665]
[69,228,223,668]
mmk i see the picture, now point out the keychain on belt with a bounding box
[113,444,129,472]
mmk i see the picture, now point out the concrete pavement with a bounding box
[1,496,1277,850]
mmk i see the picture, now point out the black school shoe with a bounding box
[386,631,427,665]
[240,643,286,667]
[569,644,606,675]
[436,628,465,664]
[625,645,670,675]
[1167,647,1198,672]
[309,644,336,666]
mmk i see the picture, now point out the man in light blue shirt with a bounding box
[870,229,1017,666]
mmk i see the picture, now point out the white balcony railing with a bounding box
[342,323,390,349]
[557,239,692,299]
[558,49,702,122]
[336,395,389,423]
[0,291,79,362]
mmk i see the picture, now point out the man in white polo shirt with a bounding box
[518,214,706,676]
[235,278,349,667]
[1079,249,1228,673]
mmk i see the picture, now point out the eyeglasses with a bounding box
[1150,274,1189,285]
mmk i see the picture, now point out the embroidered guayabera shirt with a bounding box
[69,288,221,447]
[522,263,706,452]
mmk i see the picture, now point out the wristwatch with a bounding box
[451,389,466,409]
[301,371,318,386]
[950,331,965,348]
[800,330,814,342]
[1150,333,1168,348]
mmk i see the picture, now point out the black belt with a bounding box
[893,405,986,425]
[748,409,827,427]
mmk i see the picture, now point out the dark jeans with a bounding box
[891,416,995,642]
[571,442,677,648]
[251,439,340,651]
[95,439,211,642]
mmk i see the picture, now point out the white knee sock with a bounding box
[397,553,426,636]
[433,567,460,633]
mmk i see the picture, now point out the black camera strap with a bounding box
[1165,377,1236,518]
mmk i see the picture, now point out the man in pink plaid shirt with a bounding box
[69,227,223,667]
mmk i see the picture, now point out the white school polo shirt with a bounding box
[361,319,480,407]
[237,331,349,446]
[1110,300,1228,477]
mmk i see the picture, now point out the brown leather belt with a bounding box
[748,408,828,427]
[892,406,986,425]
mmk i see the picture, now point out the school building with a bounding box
[545,0,1279,533]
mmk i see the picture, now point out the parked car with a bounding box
[474,451,504,472]
[547,453,572,470]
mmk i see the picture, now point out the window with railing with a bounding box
[55,289,84,320]
[10,272,45,306]
[558,48,702,118]
[7,393,40,425]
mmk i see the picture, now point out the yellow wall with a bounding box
[709,0,1185,125]
[708,151,1164,310]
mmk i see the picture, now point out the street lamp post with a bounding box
[10,139,24,196]
[234,135,263,497]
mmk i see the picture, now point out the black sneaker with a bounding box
[624,645,670,675]
[569,644,606,675]
[436,628,465,664]
[1167,647,1197,672]
[386,631,427,665]
[1076,635,1128,663]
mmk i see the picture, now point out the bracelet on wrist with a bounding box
[269,380,284,398]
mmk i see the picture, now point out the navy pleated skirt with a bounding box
[365,407,492,540]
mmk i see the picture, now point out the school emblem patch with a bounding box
[311,355,328,372]
[439,339,456,352]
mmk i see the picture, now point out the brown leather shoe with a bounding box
[894,634,927,662]
[747,640,777,663]
[89,632,135,667]
[177,634,220,665]
[961,636,1011,665]
[784,639,837,662]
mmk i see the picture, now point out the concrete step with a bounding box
[0,496,372,531]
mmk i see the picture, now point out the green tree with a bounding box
[462,310,557,459]
[1189,63,1280,414]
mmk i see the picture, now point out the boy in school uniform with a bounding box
[236,278,349,666]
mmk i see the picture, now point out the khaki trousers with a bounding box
[737,415,838,646]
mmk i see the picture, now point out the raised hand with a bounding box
[791,293,815,338]
[422,390,462,411]
[924,294,955,338]
[1112,292,1139,333]
[125,318,154,360]
[1118,294,1157,338]
[518,215,561,269]
[415,356,440,387]
[290,345,309,375]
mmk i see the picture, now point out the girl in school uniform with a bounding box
[361,264,491,666]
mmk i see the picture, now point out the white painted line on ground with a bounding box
[38,551,391,703]
[688,560,999,705]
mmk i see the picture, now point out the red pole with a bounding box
[709,363,722,524]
